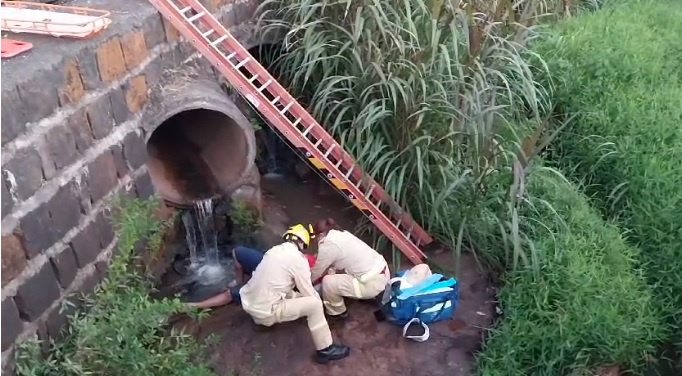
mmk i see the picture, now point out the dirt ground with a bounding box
[172,175,496,376]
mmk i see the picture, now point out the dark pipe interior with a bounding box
[146,109,249,206]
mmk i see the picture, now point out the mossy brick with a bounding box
[58,59,86,107]
[134,172,155,199]
[76,45,103,91]
[18,204,55,258]
[14,261,61,322]
[121,31,149,70]
[1,85,28,146]
[16,68,61,124]
[42,124,79,172]
[3,147,44,201]
[94,209,115,249]
[96,37,127,83]
[162,17,181,43]
[122,130,147,170]
[68,109,95,153]
[87,151,119,203]
[70,220,102,268]
[1,235,28,288]
[1,177,13,219]
[85,94,115,139]
[110,144,129,179]
[1,298,23,351]
[110,86,132,124]
[144,13,167,48]
[125,75,149,114]
[47,183,82,240]
[50,246,78,289]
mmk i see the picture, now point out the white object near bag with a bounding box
[402,318,430,342]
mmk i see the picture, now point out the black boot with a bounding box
[315,343,350,364]
[326,310,349,323]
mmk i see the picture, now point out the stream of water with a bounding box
[179,198,236,297]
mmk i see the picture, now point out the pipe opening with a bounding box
[146,109,250,206]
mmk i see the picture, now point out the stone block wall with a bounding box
[0,0,263,368]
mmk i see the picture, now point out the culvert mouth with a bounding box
[146,108,251,206]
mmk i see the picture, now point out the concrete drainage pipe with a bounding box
[145,80,256,207]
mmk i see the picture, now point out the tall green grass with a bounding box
[533,0,682,356]
[476,170,663,375]
[256,0,561,272]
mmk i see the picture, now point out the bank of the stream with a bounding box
[534,0,682,371]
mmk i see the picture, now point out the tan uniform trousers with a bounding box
[321,273,389,315]
[249,296,333,350]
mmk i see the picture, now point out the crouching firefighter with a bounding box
[311,218,391,321]
[238,224,350,364]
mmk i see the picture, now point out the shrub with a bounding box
[15,198,215,376]
[477,169,663,376]
[534,0,682,353]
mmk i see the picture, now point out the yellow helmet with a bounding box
[283,224,315,249]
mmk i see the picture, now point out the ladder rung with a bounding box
[180,6,192,13]
[234,57,251,70]
[226,51,237,60]
[293,118,303,128]
[270,96,281,105]
[302,124,314,136]
[279,102,294,115]
[365,184,376,198]
[202,29,215,38]
[248,74,260,83]
[211,34,229,47]
[324,144,337,158]
[314,139,323,149]
[344,164,355,179]
[258,80,272,92]
[187,12,205,23]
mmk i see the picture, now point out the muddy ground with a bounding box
[170,175,496,376]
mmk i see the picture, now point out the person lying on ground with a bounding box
[238,223,350,364]
[188,246,321,309]
[310,218,390,321]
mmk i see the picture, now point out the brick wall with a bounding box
[0,0,263,368]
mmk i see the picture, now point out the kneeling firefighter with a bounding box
[239,224,350,364]
[310,218,390,320]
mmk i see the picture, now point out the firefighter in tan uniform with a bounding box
[239,224,350,364]
[310,218,390,320]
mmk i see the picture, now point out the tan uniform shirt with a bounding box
[240,242,318,319]
[310,229,388,282]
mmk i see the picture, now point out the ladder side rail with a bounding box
[157,0,427,263]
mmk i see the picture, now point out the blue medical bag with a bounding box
[381,271,459,326]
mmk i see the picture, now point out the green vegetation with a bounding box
[535,0,682,359]
[15,199,215,376]
[477,170,662,375]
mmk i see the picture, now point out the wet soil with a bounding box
[171,175,495,376]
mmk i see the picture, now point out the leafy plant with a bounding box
[230,199,262,243]
[15,198,215,376]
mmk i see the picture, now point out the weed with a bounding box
[14,198,215,376]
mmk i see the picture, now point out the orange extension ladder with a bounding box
[148,0,441,264]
